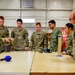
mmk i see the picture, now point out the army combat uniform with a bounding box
[11,27,29,51]
[0,36,4,53]
[65,31,73,55]
[72,24,75,59]
[30,31,48,52]
[49,28,62,52]
[0,26,9,38]
[0,26,9,52]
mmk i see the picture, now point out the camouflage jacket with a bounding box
[30,31,48,52]
[0,37,4,53]
[72,24,75,59]
[0,26,9,52]
[49,28,62,52]
[11,27,29,51]
[65,31,73,55]
[0,26,9,38]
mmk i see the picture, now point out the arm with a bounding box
[29,33,34,50]
[0,37,4,53]
[65,34,73,55]
[24,29,29,47]
[5,27,9,37]
[44,32,48,49]
[11,29,15,38]
[2,27,9,42]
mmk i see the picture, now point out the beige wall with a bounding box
[0,0,73,39]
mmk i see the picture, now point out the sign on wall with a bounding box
[21,0,33,8]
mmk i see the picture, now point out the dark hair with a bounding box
[66,23,73,30]
[36,22,41,27]
[48,20,56,25]
[0,16,4,20]
[17,19,23,24]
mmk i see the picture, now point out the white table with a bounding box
[0,51,34,75]
[1,52,75,75]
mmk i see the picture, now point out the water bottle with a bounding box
[57,35,62,55]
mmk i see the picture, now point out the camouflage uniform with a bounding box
[72,24,75,59]
[0,37,4,53]
[0,26,9,37]
[30,31,48,52]
[0,26,9,53]
[49,28,62,52]
[11,27,29,51]
[65,32,73,55]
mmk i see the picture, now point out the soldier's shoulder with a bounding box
[23,28,27,31]
[54,29,62,35]
[32,31,36,35]
[31,31,35,37]
[3,26,8,29]
[72,31,74,35]
[23,28,28,33]
[12,28,17,32]
[23,28,28,31]
[56,28,61,32]
[41,31,46,35]
[55,29,62,33]
[71,31,74,38]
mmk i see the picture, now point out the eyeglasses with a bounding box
[69,18,75,21]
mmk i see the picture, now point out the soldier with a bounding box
[0,37,4,53]
[64,23,73,55]
[0,16,10,53]
[30,22,48,53]
[48,20,62,52]
[11,19,29,51]
[69,10,75,59]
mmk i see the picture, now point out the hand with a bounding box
[24,47,29,51]
[10,38,14,41]
[61,52,66,55]
[4,38,11,42]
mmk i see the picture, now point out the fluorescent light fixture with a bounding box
[22,19,35,23]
